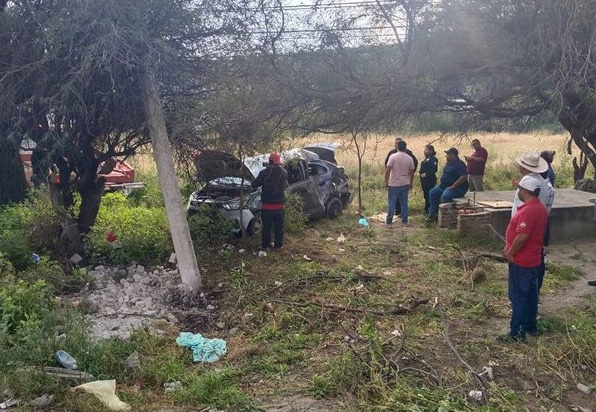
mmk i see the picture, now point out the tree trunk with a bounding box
[0,134,28,205]
[141,67,202,292]
[78,179,105,235]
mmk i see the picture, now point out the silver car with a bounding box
[187,144,354,235]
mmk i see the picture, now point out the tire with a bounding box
[246,215,262,237]
[326,197,343,220]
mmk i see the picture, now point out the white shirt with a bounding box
[511,172,555,215]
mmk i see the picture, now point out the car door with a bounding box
[286,159,325,218]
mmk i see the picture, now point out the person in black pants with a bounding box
[384,138,418,216]
[251,152,288,249]
[419,144,438,215]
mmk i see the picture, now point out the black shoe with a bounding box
[496,334,525,343]
[425,214,438,222]
[526,330,539,337]
[588,280,596,287]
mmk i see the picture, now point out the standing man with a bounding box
[540,150,556,186]
[385,137,418,216]
[385,140,415,226]
[511,152,555,299]
[251,152,288,250]
[426,148,469,222]
[499,175,548,342]
[464,139,488,192]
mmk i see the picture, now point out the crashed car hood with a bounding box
[194,150,254,182]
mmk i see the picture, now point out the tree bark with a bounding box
[141,67,202,291]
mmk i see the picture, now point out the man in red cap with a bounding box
[251,153,288,249]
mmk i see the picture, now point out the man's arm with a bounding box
[385,166,392,187]
[465,149,488,163]
[504,233,530,262]
[251,171,263,189]
[448,175,468,189]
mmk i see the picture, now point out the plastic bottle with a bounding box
[55,350,78,370]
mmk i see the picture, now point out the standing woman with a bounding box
[419,144,438,216]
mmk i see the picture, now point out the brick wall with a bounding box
[457,211,491,237]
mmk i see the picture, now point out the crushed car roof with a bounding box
[195,143,343,182]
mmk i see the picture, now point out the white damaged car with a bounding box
[187,144,354,236]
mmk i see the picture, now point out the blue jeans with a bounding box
[261,209,284,249]
[508,263,540,338]
[428,185,469,216]
[386,185,410,224]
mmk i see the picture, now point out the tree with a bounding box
[0,0,274,291]
[418,0,596,179]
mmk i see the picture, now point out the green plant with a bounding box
[0,202,33,270]
[84,192,172,265]
[0,275,90,378]
[174,369,253,410]
[187,204,235,253]
[310,374,336,399]
[284,192,308,234]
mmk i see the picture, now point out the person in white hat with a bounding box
[511,151,555,303]
[511,152,554,215]
[499,174,549,342]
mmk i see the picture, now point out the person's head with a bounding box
[471,139,481,150]
[424,144,436,157]
[516,151,548,176]
[394,137,402,149]
[540,150,555,165]
[444,147,459,162]
[397,140,407,152]
[517,175,542,202]
[268,152,282,166]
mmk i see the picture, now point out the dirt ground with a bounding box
[257,238,596,412]
[530,239,595,315]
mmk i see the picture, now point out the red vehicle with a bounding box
[19,139,143,191]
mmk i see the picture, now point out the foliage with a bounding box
[173,369,253,410]
[188,205,235,253]
[0,188,63,270]
[84,192,171,265]
[0,276,88,375]
[283,193,309,234]
[0,202,32,270]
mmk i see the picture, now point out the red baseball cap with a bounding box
[269,152,282,165]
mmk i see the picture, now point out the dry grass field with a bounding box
[301,131,570,176]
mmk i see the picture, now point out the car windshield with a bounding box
[208,177,252,187]
[244,148,321,177]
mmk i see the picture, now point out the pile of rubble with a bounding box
[83,263,213,341]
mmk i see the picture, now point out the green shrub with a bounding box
[284,193,308,234]
[84,192,171,265]
[0,276,67,369]
[126,169,164,208]
[20,257,88,293]
[0,202,33,270]
[0,188,63,270]
[188,205,234,252]
[25,188,63,256]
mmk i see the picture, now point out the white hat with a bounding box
[518,175,542,193]
[516,151,548,173]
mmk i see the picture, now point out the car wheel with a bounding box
[326,197,343,220]
[246,215,262,237]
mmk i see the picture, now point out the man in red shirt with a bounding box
[499,174,548,342]
[464,139,488,191]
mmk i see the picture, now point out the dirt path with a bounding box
[540,239,596,315]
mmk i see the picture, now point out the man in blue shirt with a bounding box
[426,148,469,222]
